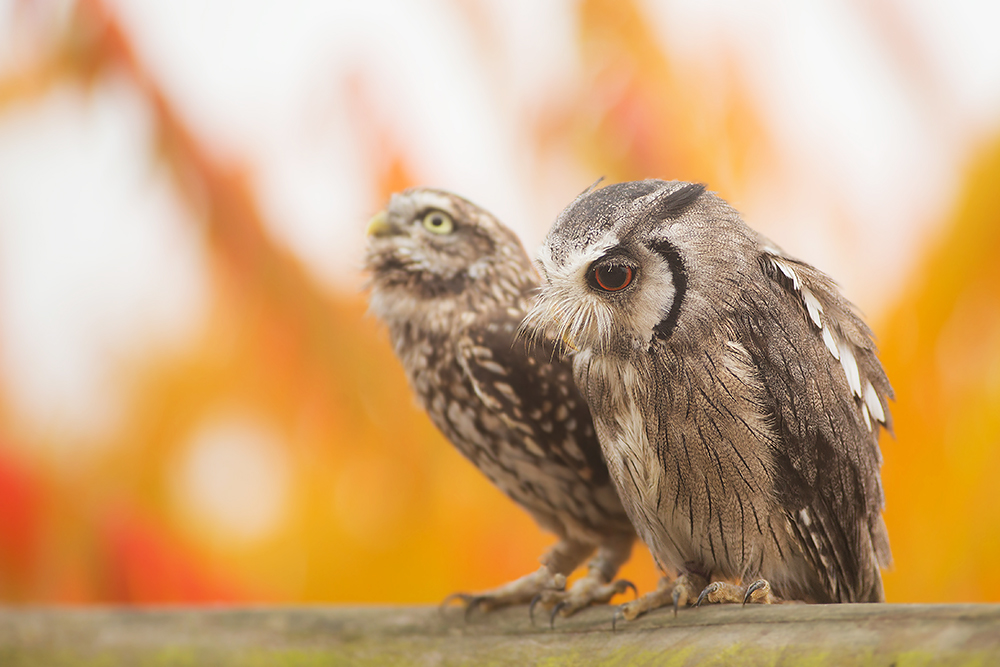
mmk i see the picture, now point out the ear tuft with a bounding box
[653,182,706,220]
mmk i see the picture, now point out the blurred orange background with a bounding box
[0,0,999,605]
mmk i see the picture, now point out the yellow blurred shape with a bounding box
[879,135,1000,602]
[332,455,417,553]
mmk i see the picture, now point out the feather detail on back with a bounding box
[755,246,894,599]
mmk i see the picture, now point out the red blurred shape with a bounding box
[101,510,248,604]
[0,450,42,583]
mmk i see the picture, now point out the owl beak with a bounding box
[366,210,398,237]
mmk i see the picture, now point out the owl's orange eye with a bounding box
[591,263,634,292]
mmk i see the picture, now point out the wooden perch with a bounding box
[1,603,998,665]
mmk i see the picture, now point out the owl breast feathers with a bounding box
[526,180,893,605]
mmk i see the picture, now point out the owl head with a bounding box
[525,180,762,356]
[364,188,537,329]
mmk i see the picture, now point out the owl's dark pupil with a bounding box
[429,215,444,227]
[593,264,633,291]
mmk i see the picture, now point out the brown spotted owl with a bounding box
[364,187,637,620]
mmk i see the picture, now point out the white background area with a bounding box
[1,0,1000,450]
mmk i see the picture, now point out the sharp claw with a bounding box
[620,579,638,600]
[438,592,471,616]
[464,596,486,622]
[549,601,568,629]
[612,605,624,632]
[672,586,682,617]
[440,592,469,607]
[743,579,767,606]
[695,583,717,608]
[528,594,544,627]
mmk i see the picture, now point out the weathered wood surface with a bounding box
[1,603,998,665]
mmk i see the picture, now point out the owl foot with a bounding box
[693,578,779,608]
[613,573,707,628]
[530,573,637,628]
[694,581,746,606]
[743,578,778,604]
[440,566,567,620]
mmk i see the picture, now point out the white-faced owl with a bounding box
[525,180,892,619]
[364,187,636,619]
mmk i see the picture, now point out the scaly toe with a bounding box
[538,575,638,621]
[618,599,643,622]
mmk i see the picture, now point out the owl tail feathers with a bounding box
[872,514,894,570]
[859,513,893,603]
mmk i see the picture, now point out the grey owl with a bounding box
[364,187,636,619]
[524,180,892,619]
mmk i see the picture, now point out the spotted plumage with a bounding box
[525,180,892,616]
[364,187,635,617]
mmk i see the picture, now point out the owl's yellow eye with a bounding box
[422,210,454,235]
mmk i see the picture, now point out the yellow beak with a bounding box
[366,210,394,237]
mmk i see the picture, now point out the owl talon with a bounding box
[743,579,777,605]
[439,591,502,622]
[549,601,568,629]
[439,592,468,607]
[694,580,747,606]
[611,605,625,632]
[528,593,544,627]
[464,596,488,621]
[438,592,472,617]
[695,582,720,608]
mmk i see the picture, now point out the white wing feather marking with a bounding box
[801,287,824,329]
[822,326,840,360]
[864,380,885,424]
[767,250,883,428]
[837,338,863,398]
[771,257,801,290]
